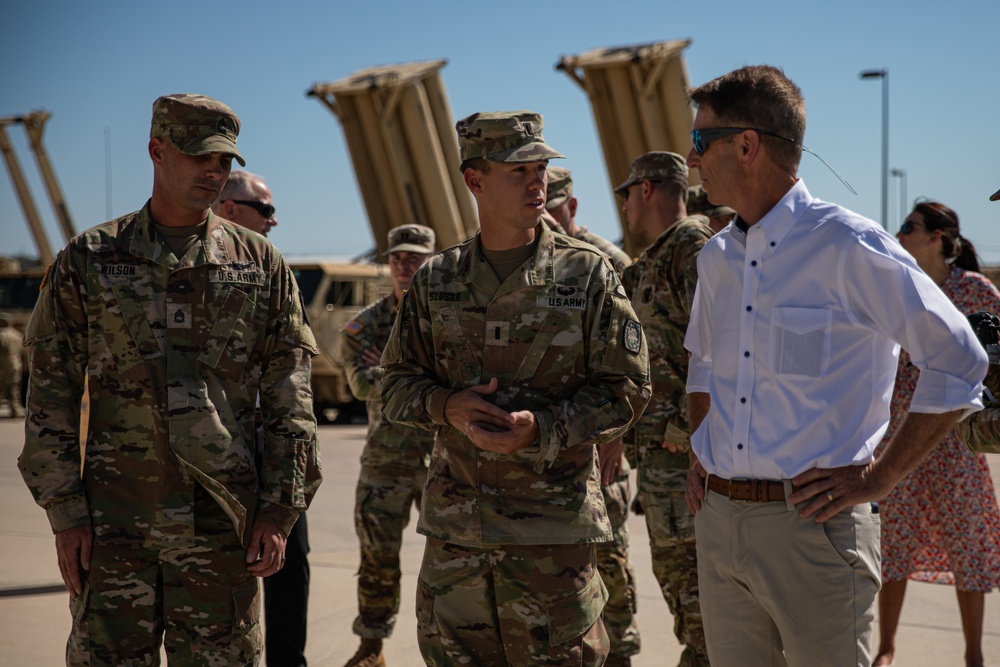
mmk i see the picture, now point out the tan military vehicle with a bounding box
[0,259,45,332]
[290,259,393,423]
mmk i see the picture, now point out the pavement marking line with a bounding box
[0,584,66,598]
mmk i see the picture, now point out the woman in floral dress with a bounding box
[874,201,1000,667]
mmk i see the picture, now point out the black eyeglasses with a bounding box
[690,127,795,155]
[621,179,661,201]
[230,200,275,219]
[898,219,926,235]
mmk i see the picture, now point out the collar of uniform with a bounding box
[747,178,812,251]
[200,209,237,266]
[127,200,177,268]
[460,222,555,292]
[127,203,234,269]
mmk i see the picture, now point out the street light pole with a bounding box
[860,68,888,229]
[890,167,906,231]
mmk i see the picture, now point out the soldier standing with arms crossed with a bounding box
[339,224,437,667]
[615,152,713,666]
[380,110,650,666]
[18,94,322,665]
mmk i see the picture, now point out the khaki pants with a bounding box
[694,486,881,667]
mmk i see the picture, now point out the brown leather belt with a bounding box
[707,474,797,502]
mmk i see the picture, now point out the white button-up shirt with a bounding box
[685,180,987,480]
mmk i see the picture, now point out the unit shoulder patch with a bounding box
[623,319,643,354]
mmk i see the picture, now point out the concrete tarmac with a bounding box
[1,417,997,665]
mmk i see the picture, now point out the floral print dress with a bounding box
[877,267,1000,590]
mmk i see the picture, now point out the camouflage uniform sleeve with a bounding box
[661,222,710,442]
[338,306,380,402]
[17,249,92,534]
[668,221,710,323]
[256,253,322,534]
[531,261,651,471]
[956,365,1000,454]
[381,270,451,430]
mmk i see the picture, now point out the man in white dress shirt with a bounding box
[682,65,988,667]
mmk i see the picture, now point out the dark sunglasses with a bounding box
[231,200,275,219]
[898,219,926,235]
[621,179,661,200]
[690,127,793,155]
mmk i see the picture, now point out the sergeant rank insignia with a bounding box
[624,319,642,353]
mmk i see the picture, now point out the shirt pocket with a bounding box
[198,286,259,381]
[769,306,832,378]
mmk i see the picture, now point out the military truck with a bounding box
[290,259,393,423]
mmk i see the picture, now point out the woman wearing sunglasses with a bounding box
[874,201,1000,667]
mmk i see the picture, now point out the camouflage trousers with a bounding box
[0,375,23,417]
[636,447,709,667]
[352,463,426,638]
[598,469,640,662]
[417,538,609,666]
[66,520,261,665]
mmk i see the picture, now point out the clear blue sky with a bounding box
[2,0,999,264]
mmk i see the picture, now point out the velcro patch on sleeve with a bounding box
[623,319,643,354]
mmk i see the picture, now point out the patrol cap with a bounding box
[614,151,687,194]
[545,166,573,209]
[456,111,565,165]
[687,184,736,218]
[150,94,245,167]
[385,224,435,255]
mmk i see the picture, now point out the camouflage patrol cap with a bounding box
[687,185,736,218]
[456,111,565,165]
[614,151,687,194]
[150,94,245,167]
[545,166,574,209]
[385,224,435,255]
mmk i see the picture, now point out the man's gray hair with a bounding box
[217,170,263,204]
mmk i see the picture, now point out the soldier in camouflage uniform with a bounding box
[0,315,24,418]
[339,224,437,667]
[615,152,713,666]
[546,166,632,274]
[545,166,640,665]
[957,365,1000,453]
[17,94,322,666]
[686,185,735,235]
[957,187,1000,454]
[380,110,651,667]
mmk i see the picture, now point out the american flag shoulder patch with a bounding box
[343,320,364,335]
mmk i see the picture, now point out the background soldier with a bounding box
[545,166,632,273]
[955,190,1000,454]
[380,110,650,666]
[212,171,310,667]
[18,94,321,665]
[616,152,713,666]
[686,185,735,235]
[339,224,437,667]
[545,165,640,665]
[0,315,24,418]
